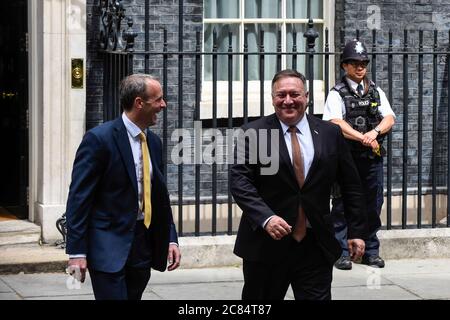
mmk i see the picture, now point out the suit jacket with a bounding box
[231,113,367,265]
[65,117,177,273]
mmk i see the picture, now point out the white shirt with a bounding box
[262,115,314,228]
[122,113,153,221]
[279,116,314,177]
[323,78,396,121]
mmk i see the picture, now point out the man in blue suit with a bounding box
[65,74,181,300]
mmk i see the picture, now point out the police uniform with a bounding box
[323,40,395,269]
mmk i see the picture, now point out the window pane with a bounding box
[245,0,281,18]
[204,0,239,18]
[246,24,280,80]
[204,24,240,81]
[286,24,324,80]
[286,0,323,19]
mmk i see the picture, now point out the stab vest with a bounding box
[332,77,385,157]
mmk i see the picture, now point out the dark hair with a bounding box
[271,69,307,94]
[119,74,157,111]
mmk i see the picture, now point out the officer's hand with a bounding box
[370,139,379,150]
[362,130,379,146]
[347,239,365,261]
[265,216,292,240]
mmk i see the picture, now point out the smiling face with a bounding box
[272,76,309,126]
[342,60,368,84]
[137,79,166,127]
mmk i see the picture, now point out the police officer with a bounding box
[323,39,395,270]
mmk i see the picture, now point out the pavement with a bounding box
[1,258,450,300]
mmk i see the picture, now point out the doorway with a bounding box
[0,0,28,219]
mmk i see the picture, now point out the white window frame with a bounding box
[201,0,335,119]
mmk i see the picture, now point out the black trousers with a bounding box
[89,220,152,300]
[332,156,383,257]
[242,229,333,300]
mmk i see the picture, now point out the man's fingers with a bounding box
[80,270,86,283]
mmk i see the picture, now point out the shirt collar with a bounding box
[122,113,145,139]
[346,77,364,91]
[279,114,309,135]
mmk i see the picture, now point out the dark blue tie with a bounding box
[357,84,364,96]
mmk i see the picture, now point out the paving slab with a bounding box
[332,264,394,287]
[372,258,450,275]
[26,294,95,300]
[0,279,12,293]
[0,292,21,300]
[147,282,243,300]
[382,273,450,300]
[332,284,420,300]
[0,259,449,300]
[149,267,243,284]
[0,273,93,298]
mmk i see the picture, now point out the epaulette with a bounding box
[332,82,346,92]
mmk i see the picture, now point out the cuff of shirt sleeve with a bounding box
[262,215,275,229]
[69,254,87,259]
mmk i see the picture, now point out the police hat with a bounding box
[341,39,370,66]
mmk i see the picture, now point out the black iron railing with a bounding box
[86,0,450,240]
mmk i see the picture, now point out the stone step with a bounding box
[0,243,67,274]
[0,220,41,246]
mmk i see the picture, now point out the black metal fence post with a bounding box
[162,28,168,181]
[402,30,409,229]
[417,30,424,228]
[259,30,265,117]
[194,30,201,236]
[227,31,234,235]
[448,30,450,228]
[432,30,438,228]
[386,30,393,230]
[303,19,318,115]
[177,0,184,236]
[212,28,218,236]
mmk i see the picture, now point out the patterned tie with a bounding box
[357,83,364,96]
[139,132,152,228]
[289,126,307,242]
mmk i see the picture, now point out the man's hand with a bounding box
[167,244,181,271]
[264,216,292,240]
[347,239,365,261]
[67,258,87,283]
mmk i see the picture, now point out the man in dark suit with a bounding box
[231,69,367,300]
[65,74,180,300]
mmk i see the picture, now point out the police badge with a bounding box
[355,41,365,54]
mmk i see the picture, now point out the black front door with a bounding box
[0,0,28,219]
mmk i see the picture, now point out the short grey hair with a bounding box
[119,74,158,111]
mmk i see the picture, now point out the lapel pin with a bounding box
[314,130,319,135]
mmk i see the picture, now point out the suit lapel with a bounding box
[147,132,164,184]
[113,118,138,196]
[304,114,322,186]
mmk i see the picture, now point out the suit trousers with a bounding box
[89,220,152,300]
[242,229,333,300]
